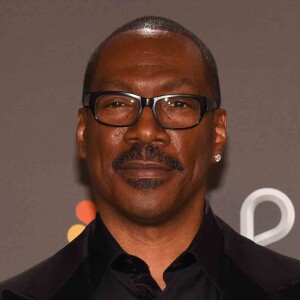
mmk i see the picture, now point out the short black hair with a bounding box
[82,16,221,106]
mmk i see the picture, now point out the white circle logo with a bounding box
[240,188,295,246]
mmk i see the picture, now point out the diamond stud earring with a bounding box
[214,154,222,163]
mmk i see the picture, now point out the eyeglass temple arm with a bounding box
[207,99,219,111]
[83,95,90,106]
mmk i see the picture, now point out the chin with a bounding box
[118,193,182,226]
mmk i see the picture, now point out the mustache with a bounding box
[112,143,184,172]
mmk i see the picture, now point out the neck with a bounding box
[96,191,206,289]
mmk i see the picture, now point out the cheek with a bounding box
[109,127,128,146]
[85,124,127,183]
[168,123,213,179]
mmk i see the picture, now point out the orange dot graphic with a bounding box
[67,224,86,242]
[76,200,96,225]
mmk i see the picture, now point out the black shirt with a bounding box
[88,201,225,299]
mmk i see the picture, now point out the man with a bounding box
[1,16,300,300]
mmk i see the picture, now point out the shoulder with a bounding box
[0,220,94,299]
[216,216,300,295]
[0,259,48,295]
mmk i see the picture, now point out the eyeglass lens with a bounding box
[95,94,202,128]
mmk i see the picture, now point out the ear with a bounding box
[211,108,227,164]
[76,107,87,159]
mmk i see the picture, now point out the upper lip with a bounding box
[118,161,172,170]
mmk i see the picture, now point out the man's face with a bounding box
[77,30,226,225]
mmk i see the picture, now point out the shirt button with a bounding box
[126,258,137,273]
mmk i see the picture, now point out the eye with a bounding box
[108,101,127,108]
[168,101,188,108]
[99,96,136,109]
[162,97,191,109]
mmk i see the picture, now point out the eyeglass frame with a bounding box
[83,91,219,130]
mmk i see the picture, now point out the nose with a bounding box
[123,107,171,146]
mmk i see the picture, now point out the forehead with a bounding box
[91,30,208,95]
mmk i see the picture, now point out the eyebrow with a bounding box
[99,77,199,93]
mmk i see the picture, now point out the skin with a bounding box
[77,29,227,289]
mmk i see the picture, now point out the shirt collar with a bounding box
[90,199,224,290]
[188,200,225,291]
[89,213,125,289]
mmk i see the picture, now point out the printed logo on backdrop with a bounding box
[67,200,96,242]
[240,188,295,246]
[67,188,295,246]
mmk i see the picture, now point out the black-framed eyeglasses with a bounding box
[83,91,219,130]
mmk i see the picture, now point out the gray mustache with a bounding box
[112,143,184,172]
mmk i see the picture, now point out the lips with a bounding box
[117,161,174,179]
[120,161,172,170]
